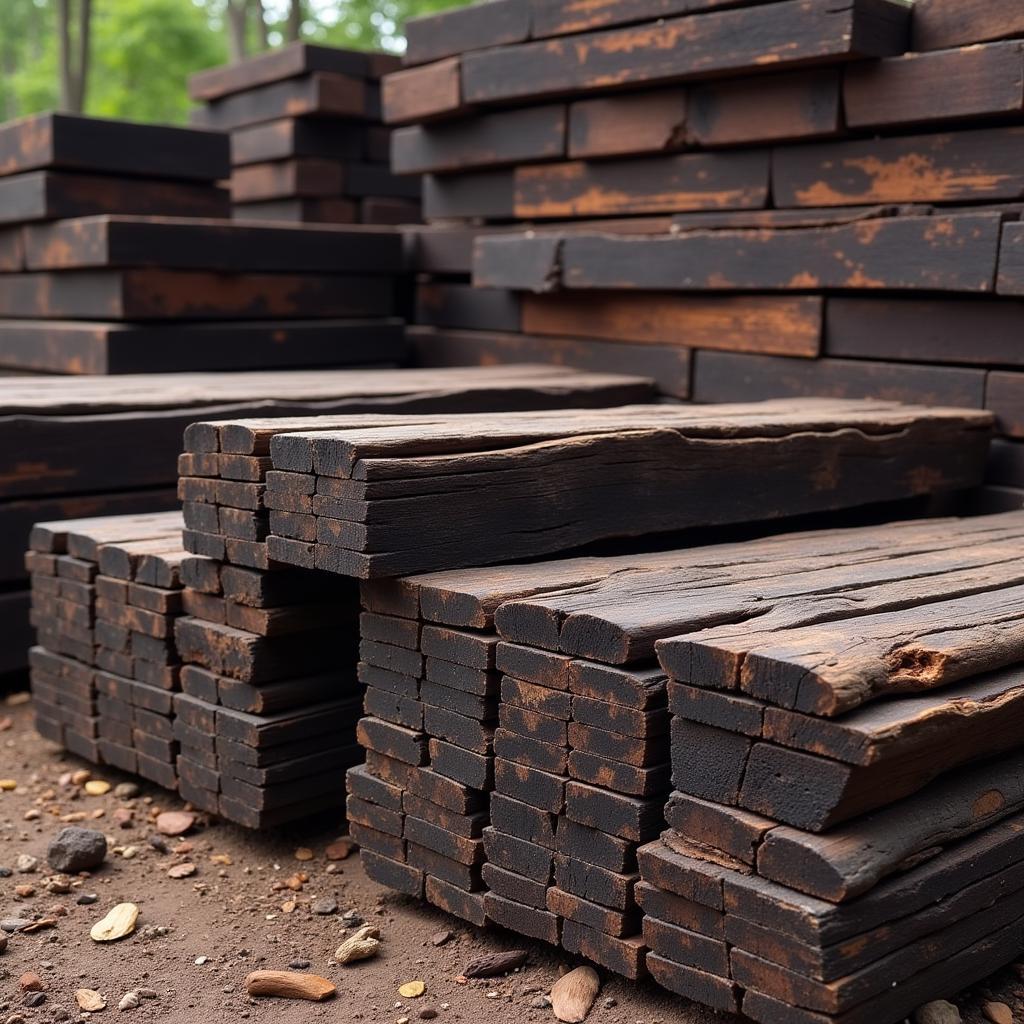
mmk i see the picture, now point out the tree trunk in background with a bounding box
[57,0,92,114]
[253,0,270,50]
[286,0,303,42]
[226,0,248,62]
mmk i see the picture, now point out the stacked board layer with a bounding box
[0,212,408,374]
[261,398,993,577]
[190,43,421,225]
[385,0,1024,510]
[351,509,1024,1022]
[24,510,363,827]
[1,365,652,682]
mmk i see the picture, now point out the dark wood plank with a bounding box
[513,150,769,218]
[773,127,1024,207]
[912,0,1024,51]
[403,0,531,66]
[461,0,909,107]
[382,58,463,125]
[392,105,565,174]
[844,41,1024,130]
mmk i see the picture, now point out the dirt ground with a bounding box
[0,693,1021,1024]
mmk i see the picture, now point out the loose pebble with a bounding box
[914,1003,962,1024]
[47,826,107,873]
[983,1003,1013,1024]
[399,982,426,999]
[118,992,140,1011]
[312,897,337,915]
[156,811,195,837]
[84,780,111,796]
[90,903,139,943]
[167,862,196,879]
[75,989,106,1012]
[294,847,314,862]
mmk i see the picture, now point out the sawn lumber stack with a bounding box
[1,365,651,682]
[261,398,992,577]
[189,43,420,225]
[387,0,1024,511]
[353,509,1024,1022]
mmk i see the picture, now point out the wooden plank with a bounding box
[231,118,374,166]
[423,169,515,220]
[0,111,228,180]
[229,160,345,202]
[23,216,404,274]
[568,90,687,160]
[844,41,1024,130]
[231,197,359,225]
[415,284,521,333]
[0,270,394,320]
[382,58,463,125]
[460,0,910,107]
[192,73,376,131]
[189,42,388,101]
[911,0,1024,51]
[825,296,1024,368]
[543,213,1004,293]
[529,0,779,39]
[996,221,1024,296]
[392,105,566,174]
[688,70,841,146]
[773,127,1024,207]
[520,293,821,357]
[692,351,986,408]
[0,171,228,225]
[513,150,769,218]
[403,0,531,66]
[986,372,1024,439]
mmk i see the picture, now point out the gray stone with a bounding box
[47,827,107,874]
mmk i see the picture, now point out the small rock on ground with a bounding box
[47,827,107,873]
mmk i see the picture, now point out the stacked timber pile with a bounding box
[189,43,420,225]
[384,0,1024,506]
[262,399,992,577]
[172,555,360,828]
[0,212,407,375]
[351,509,1024,1021]
[1,365,648,684]
[26,511,186,778]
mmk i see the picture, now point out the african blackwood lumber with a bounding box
[382,58,463,125]
[22,216,404,273]
[989,441,1024,488]
[423,170,515,220]
[188,42,395,101]
[0,171,229,225]
[500,512,1024,662]
[229,160,345,202]
[231,198,359,224]
[773,127,1024,206]
[408,326,693,401]
[519,293,820,357]
[230,118,384,166]
[691,351,986,409]
[529,0,782,38]
[391,105,566,174]
[403,0,531,65]
[488,213,1005,292]
[0,320,407,376]
[911,0,1024,51]
[0,112,228,180]
[986,372,1024,439]
[663,584,1024,715]
[459,0,909,107]
[825,297,1024,368]
[996,222,1024,296]
[513,150,769,218]
[415,284,521,333]
[270,400,989,577]
[192,74,377,131]
[0,270,395,321]
[844,42,1024,130]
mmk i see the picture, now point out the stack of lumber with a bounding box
[352,509,1024,1019]
[0,366,641,682]
[175,365,653,572]
[190,43,420,225]
[0,212,407,375]
[384,0,1024,507]
[26,511,186,779]
[263,399,992,577]
[172,555,361,828]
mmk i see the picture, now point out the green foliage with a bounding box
[0,0,476,126]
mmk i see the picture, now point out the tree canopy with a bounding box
[0,0,472,126]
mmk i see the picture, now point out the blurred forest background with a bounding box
[0,0,471,125]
